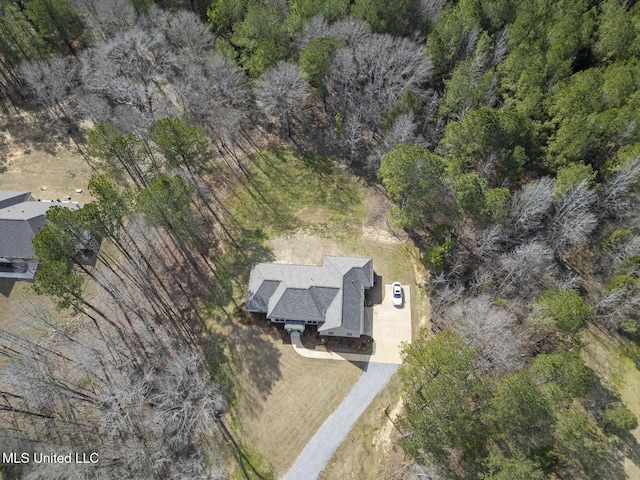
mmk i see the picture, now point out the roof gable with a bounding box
[247,256,372,335]
[269,288,324,321]
[247,278,281,312]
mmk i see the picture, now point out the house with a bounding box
[246,256,374,337]
[0,191,79,280]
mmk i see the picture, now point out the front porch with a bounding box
[247,312,373,354]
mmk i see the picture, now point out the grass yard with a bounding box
[0,112,92,201]
[206,148,423,477]
[226,149,364,238]
[220,319,364,477]
[0,145,91,202]
[581,324,640,479]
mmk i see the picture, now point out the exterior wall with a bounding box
[0,259,38,280]
[319,326,359,337]
[268,317,322,326]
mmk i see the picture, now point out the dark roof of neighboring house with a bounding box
[246,256,373,335]
[0,194,79,260]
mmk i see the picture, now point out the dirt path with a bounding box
[281,362,399,480]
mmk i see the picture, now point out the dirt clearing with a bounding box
[0,147,91,201]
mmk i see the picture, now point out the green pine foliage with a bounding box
[299,36,342,89]
[0,3,49,63]
[24,0,84,54]
[440,107,534,182]
[604,405,639,434]
[351,0,422,36]
[528,289,592,333]
[379,144,455,232]
[399,333,608,479]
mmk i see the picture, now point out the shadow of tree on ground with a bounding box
[202,226,281,406]
[208,228,275,308]
[201,308,283,417]
[583,368,640,479]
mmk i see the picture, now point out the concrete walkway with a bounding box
[281,362,399,480]
[290,331,372,362]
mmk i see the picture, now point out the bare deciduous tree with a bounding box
[175,54,250,140]
[79,28,176,130]
[297,14,331,49]
[150,351,225,449]
[419,0,449,24]
[595,285,640,331]
[326,16,371,47]
[547,180,598,253]
[498,240,557,296]
[19,57,77,115]
[165,10,215,54]
[600,155,640,218]
[366,113,419,172]
[255,61,309,138]
[508,177,554,240]
[443,295,524,373]
[492,25,510,67]
[326,33,432,132]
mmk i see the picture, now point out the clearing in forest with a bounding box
[206,149,422,478]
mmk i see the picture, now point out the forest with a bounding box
[1,0,640,478]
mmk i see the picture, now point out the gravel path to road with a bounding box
[281,362,399,480]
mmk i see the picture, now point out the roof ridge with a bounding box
[308,286,338,319]
[266,282,288,317]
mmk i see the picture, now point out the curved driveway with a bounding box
[281,362,399,480]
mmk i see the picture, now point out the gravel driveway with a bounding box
[281,362,399,480]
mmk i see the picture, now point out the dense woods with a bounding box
[1,0,640,478]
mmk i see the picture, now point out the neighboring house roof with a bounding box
[247,256,373,335]
[0,195,79,260]
[0,191,31,210]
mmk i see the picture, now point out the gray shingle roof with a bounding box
[246,256,373,336]
[0,197,78,260]
[0,191,31,210]
[255,280,281,311]
[270,288,324,321]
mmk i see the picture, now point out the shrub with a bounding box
[605,274,636,292]
[424,240,453,274]
[528,289,591,333]
[604,405,638,434]
[598,229,632,252]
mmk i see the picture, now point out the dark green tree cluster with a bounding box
[206,0,429,77]
[387,3,640,477]
[400,331,615,479]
